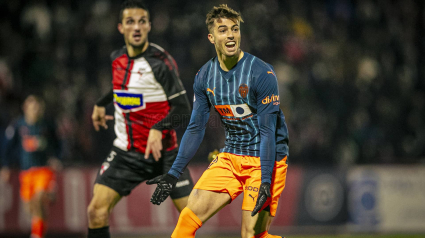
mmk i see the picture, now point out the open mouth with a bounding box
[133,33,142,41]
[225,41,236,50]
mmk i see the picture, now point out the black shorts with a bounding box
[95,146,194,198]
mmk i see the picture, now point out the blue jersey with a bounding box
[2,118,60,170]
[194,52,289,157]
[169,52,289,183]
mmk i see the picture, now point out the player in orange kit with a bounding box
[1,95,61,238]
[148,4,289,238]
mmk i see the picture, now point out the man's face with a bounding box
[118,8,151,48]
[23,96,44,120]
[208,18,241,57]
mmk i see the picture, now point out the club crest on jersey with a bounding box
[113,91,145,112]
[100,162,110,175]
[239,83,249,98]
[215,104,252,119]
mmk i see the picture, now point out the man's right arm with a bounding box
[147,108,210,205]
[167,71,211,178]
[92,89,114,131]
[147,69,211,205]
[92,49,122,131]
[167,107,210,178]
[95,89,113,107]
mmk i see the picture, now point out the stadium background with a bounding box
[0,0,424,237]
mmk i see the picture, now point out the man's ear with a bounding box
[208,33,215,44]
[118,23,124,34]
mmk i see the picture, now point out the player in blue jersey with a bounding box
[147,4,289,238]
[1,95,61,238]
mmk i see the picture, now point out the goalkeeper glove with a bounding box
[146,173,178,205]
[251,182,271,216]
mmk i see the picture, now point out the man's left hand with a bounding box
[251,182,271,216]
[145,129,163,161]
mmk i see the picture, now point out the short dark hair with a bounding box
[206,4,243,33]
[119,0,150,22]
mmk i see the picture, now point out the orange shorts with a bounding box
[19,167,56,202]
[194,153,288,216]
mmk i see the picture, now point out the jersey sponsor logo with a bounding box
[215,104,252,118]
[215,105,233,117]
[262,94,279,105]
[207,87,216,96]
[267,71,275,76]
[239,83,249,98]
[230,104,252,117]
[113,91,145,111]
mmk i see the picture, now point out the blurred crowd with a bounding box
[1,0,424,167]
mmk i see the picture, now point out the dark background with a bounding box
[1,0,424,167]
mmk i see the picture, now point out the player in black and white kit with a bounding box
[86,1,194,237]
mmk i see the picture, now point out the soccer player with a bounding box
[86,1,194,238]
[147,4,289,238]
[1,95,61,238]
